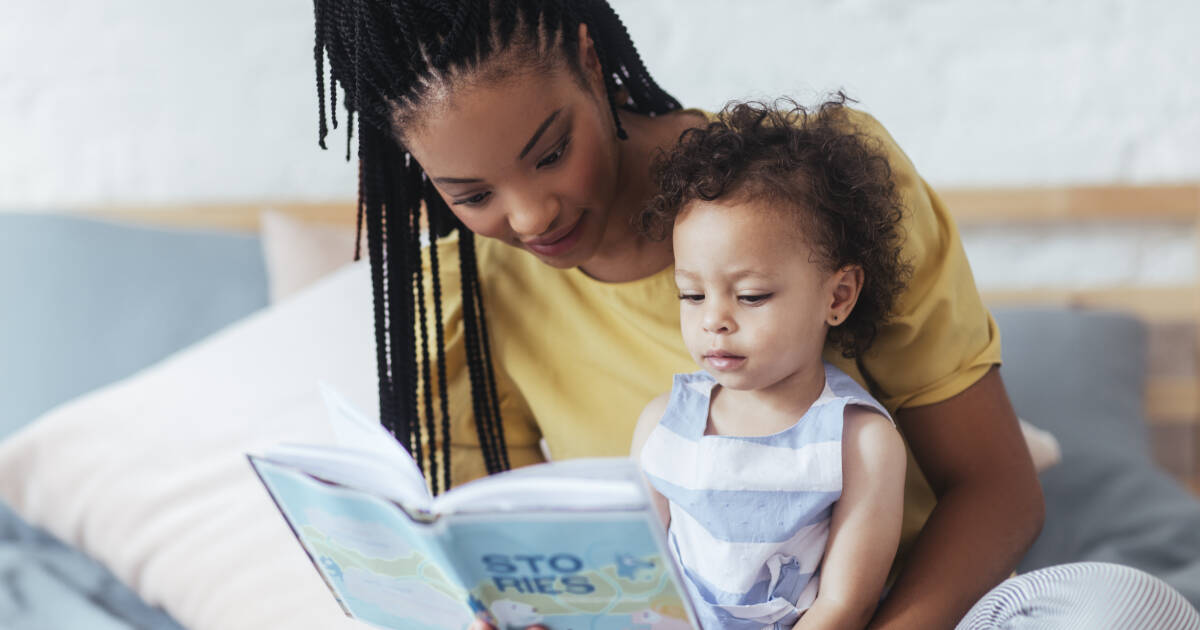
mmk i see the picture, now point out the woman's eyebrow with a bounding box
[517,108,563,160]
[434,176,484,184]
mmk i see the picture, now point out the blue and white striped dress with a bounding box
[640,364,891,630]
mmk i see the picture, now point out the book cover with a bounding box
[248,387,697,630]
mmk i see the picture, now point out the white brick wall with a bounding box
[617,0,1200,187]
[0,0,353,207]
[961,223,1196,288]
[2,0,1196,285]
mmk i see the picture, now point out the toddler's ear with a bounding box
[827,265,864,326]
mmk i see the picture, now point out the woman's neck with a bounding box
[577,109,704,283]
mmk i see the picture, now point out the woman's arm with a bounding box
[793,407,906,630]
[867,366,1045,629]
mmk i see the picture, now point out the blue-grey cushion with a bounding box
[0,213,269,438]
[994,308,1200,607]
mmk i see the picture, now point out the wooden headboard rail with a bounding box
[89,202,357,233]
[940,184,1200,225]
[88,184,1200,230]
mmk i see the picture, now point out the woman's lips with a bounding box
[523,215,585,257]
[704,352,746,371]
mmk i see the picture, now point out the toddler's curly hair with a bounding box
[640,96,911,358]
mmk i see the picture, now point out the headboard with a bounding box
[89,185,1200,492]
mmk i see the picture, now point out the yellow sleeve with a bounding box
[414,235,545,491]
[844,110,1003,411]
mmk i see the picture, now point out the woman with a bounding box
[310,1,1200,628]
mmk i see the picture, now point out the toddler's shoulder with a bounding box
[842,404,904,473]
[631,392,672,458]
[640,391,672,422]
[842,404,896,434]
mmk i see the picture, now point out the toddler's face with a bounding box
[672,199,837,393]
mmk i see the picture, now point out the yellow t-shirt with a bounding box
[415,108,1002,574]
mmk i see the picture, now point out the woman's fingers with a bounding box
[467,619,549,630]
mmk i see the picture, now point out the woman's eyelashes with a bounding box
[536,136,571,169]
[452,191,491,207]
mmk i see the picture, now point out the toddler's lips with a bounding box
[704,352,745,371]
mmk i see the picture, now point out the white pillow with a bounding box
[259,209,359,304]
[0,262,377,630]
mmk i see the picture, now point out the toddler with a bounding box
[631,97,911,630]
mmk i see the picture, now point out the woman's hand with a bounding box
[468,621,547,630]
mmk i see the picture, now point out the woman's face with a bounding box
[402,64,623,270]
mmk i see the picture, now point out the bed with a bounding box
[0,186,1197,629]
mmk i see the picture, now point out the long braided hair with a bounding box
[312,0,680,493]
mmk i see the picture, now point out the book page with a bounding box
[313,385,649,517]
[319,382,420,467]
[264,443,432,512]
[433,458,647,515]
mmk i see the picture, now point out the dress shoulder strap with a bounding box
[821,362,893,425]
[656,371,718,440]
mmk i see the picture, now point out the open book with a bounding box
[248,385,698,630]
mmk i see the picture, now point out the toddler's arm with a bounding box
[630,393,672,530]
[794,406,905,630]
